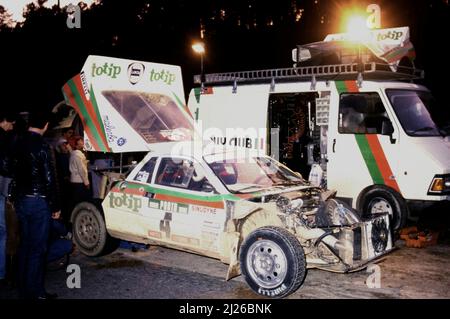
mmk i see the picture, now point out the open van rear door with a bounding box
[62,55,194,153]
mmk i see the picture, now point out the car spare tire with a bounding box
[239,226,306,298]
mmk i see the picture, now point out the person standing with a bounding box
[69,137,90,208]
[58,127,74,147]
[55,139,72,227]
[0,111,15,285]
[11,111,60,299]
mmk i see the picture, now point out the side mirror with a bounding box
[201,181,216,193]
[381,120,396,144]
[118,181,128,191]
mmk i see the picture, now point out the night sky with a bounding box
[0,0,449,113]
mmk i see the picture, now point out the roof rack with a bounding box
[193,62,424,86]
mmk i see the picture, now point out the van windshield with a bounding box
[207,156,305,193]
[386,90,449,137]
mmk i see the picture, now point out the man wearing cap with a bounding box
[0,111,16,286]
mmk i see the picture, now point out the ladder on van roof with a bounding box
[193,62,424,86]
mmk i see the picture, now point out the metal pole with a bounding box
[200,53,205,92]
[200,53,204,76]
[119,153,123,174]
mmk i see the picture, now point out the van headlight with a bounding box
[428,175,450,195]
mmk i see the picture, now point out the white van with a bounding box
[187,27,450,230]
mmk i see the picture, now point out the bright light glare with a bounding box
[346,16,370,42]
[192,43,205,54]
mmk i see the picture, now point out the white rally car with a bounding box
[62,56,393,298]
[71,142,392,298]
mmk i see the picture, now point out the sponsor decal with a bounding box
[91,62,121,79]
[80,71,90,100]
[112,182,236,208]
[103,116,117,144]
[202,220,221,230]
[149,68,176,85]
[376,30,403,41]
[117,137,127,146]
[191,205,217,215]
[160,212,172,239]
[148,198,189,214]
[210,136,265,150]
[108,192,142,212]
[84,139,92,151]
[135,171,150,183]
[127,62,145,85]
[258,284,288,297]
[148,230,162,239]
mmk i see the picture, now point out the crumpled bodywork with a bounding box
[223,187,393,280]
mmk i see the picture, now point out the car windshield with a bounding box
[207,156,305,193]
[386,89,450,137]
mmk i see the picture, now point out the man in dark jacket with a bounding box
[0,111,16,284]
[11,111,61,299]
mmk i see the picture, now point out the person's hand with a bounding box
[84,182,90,189]
[52,211,61,220]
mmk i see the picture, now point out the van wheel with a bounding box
[239,226,306,298]
[71,202,119,257]
[359,186,407,232]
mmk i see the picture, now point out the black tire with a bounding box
[71,202,119,257]
[239,226,306,298]
[359,185,407,232]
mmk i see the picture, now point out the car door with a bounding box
[104,157,158,239]
[146,156,227,256]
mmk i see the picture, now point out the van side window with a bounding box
[156,158,213,192]
[339,93,389,134]
[134,157,157,183]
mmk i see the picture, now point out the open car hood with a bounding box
[62,55,195,152]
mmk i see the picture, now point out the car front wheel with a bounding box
[239,226,306,298]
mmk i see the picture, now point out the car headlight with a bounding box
[428,175,450,195]
[326,199,361,226]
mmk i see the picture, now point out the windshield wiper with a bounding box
[273,181,302,187]
[409,126,437,134]
[234,185,265,193]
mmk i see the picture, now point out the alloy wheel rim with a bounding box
[246,239,287,289]
[76,210,100,249]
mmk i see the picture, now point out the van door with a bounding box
[328,83,400,207]
[268,92,319,177]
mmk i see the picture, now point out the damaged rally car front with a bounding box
[208,155,394,298]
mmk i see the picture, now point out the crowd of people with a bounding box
[0,110,101,299]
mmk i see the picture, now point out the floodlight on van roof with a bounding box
[346,15,371,42]
[292,46,312,63]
